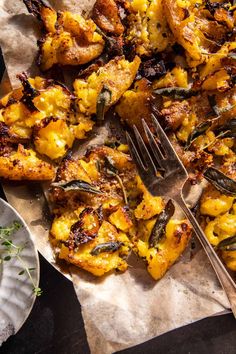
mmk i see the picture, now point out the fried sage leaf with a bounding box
[96,85,112,120]
[149,200,175,248]
[104,156,118,175]
[104,156,128,204]
[228,53,236,60]
[214,119,236,138]
[204,168,236,196]
[153,87,197,99]
[91,241,123,255]
[208,94,236,117]
[217,236,236,251]
[51,180,103,195]
[185,120,212,150]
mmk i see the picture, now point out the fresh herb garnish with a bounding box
[51,180,103,195]
[0,221,42,296]
[185,120,212,150]
[104,157,128,204]
[217,236,236,251]
[91,242,123,256]
[204,167,236,196]
[96,85,112,120]
[214,118,236,138]
[153,87,198,99]
[149,200,175,248]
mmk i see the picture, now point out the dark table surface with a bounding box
[0,52,236,354]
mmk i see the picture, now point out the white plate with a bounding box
[0,198,40,346]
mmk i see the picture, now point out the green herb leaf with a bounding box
[2,240,13,246]
[214,118,236,138]
[149,200,175,248]
[208,95,236,117]
[153,87,198,99]
[4,255,11,261]
[96,85,112,120]
[52,180,103,195]
[104,156,118,176]
[217,236,236,251]
[185,120,212,150]
[33,287,43,296]
[91,242,123,256]
[28,267,36,272]
[204,167,236,196]
[104,157,128,204]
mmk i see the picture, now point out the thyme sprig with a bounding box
[0,221,42,296]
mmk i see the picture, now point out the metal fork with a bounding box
[126,114,236,317]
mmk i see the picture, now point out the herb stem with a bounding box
[115,174,128,205]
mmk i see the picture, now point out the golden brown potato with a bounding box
[135,218,192,280]
[0,144,55,180]
[115,78,154,132]
[74,56,141,116]
[23,0,105,71]
[0,75,94,161]
[33,118,75,160]
[92,0,124,35]
[127,0,173,56]
[164,0,231,66]
[49,145,191,278]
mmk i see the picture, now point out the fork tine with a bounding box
[151,114,179,161]
[126,132,147,177]
[142,119,166,170]
[133,125,157,175]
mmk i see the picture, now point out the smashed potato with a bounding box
[2,0,236,280]
[74,56,141,115]
[23,0,104,71]
[0,144,55,180]
[49,146,191,278]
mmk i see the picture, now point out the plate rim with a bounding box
[0,197,40,341]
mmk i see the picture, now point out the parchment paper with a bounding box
[0,1,232,353]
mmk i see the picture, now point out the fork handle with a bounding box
[175,194,236,318]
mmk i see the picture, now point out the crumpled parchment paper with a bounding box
[0,0,231,353]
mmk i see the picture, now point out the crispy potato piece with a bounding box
[115,79,154,133]
[92,0,124,35]
[51,208,131,276]
[74,56,141,115]
[0,144,55,180]
[49,145,191,278]
[33,118,75,160]
[0,76,94,155]
[164,0,230,66]
[201,187,236,272]
[23,0,105,71]
[135,219,192,280]
[127,0,173,56]
[153,67,188,89]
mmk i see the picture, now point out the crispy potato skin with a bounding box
[0,144,55,180]
[92,0,124,35]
